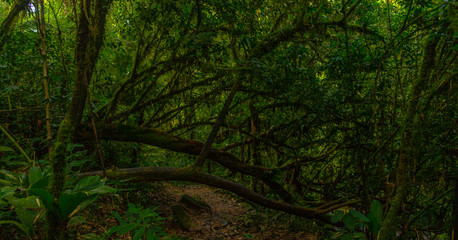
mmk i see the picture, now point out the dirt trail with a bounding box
[75,183,319,239]
[153,183,318,240]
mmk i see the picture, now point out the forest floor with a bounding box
[74,182,320,240]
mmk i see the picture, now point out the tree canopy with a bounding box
[0,0,456,239]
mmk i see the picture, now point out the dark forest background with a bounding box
[0,0,456,239]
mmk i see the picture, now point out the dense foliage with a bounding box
[0,0,456,239]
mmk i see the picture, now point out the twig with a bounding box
[0,124,33,164]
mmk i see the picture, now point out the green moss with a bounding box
[49,141,67,197]
[379,36,438,240]
[172,204,199,231]
[378,187,404,240]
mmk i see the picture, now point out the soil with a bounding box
[156,183,319,240]
[74,182,320,240]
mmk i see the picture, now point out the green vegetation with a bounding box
[0,0,456,239]
[105,203,178,240]
[0,166,115,239]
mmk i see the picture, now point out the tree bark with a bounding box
[378,36,438,240]
[0,0,30,50]
[76,123,296,203]
[79,166,360,225]
[47,0,112,239]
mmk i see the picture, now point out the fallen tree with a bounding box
[79,166,361,225]
[77,123,296,203]
[76,123,363,224]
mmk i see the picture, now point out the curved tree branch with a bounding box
[76,123,295,202]
[79,166,360,224]
[0,0,30,50]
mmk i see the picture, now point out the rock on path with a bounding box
[152,183,318,240]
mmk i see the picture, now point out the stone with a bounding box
[172,204,200,231]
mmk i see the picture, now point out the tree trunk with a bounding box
[47,0,112,238]
[77,123,295,203]
[0,0,30,49]
[378,36,438,240]
[79,166,359,225]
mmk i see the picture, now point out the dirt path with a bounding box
[152,183,318,240]
[75,183,319,239]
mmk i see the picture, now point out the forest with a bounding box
[0,0,456,239]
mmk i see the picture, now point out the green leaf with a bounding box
[86,185,116,195]
[342,213,356,231]
[0,170,21,186]
[133,227,146,240]
[0,179,13,186]
[58,192,90,219]
[127,203,141,214]
[105,224,125,237]
[67,215,87,227]
[10,196,41,230]
[367,200,383,235]
[73,176,103,192]
[369,200,383,222]
[28,166,42,188]
[117,223,138,235]
[341,233,354,240]
[243,233,255,239]
[0,146,14,152]
[28,188,61,219]
[106,223,138,237]
[146,230,161,240]
[30,175,50,190]
[0,220,32,239]
[111,211,125,223]
[349,209,369,222]
[19,173,28,188]
[353,232,366,239]
[331,210,345,223]
[0,186,15,200]
[76,194,100,213]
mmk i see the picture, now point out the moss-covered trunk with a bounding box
[378,36,438,240]
[0,0,30,49]
[47,0,112,238]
